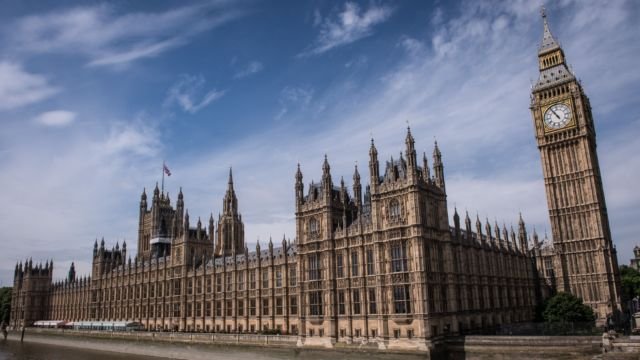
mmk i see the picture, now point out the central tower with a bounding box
[215,168,245,257]
[529,9,621,320]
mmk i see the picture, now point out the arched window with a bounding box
[389,199,401,220]
[309,218,320,236]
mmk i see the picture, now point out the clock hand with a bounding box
[550,108,561,119]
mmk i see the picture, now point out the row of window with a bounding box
[91,296,300,319]
[335,328,413,339]
[312,285,411,316]
[310,242,408,281]
[92,267,298,301]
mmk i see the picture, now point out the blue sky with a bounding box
[0,0,638,285]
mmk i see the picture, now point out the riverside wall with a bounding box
[7,328,640,359]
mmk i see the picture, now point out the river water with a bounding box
[0,340,168,360]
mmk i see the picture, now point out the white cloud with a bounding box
[398,36,424,55]
[0,113,161,283]
[234,61,264,79]
[0,61,59,110]
[276,86,314,119]
[34,110,76,127]
[299,2,394,56]
[1,1,639,285]
[164,75,226,114]
[173,0,640,260]
[9,2,245,68]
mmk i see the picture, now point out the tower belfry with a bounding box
[529,8,621,321]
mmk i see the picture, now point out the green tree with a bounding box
[542,292,595,324]
[620,265,640,301]
[0,287,11,323]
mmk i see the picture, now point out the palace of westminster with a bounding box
[9,11,623,349]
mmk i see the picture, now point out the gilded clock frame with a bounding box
[541,97,576,133]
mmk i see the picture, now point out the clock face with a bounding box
[544,103,572,129]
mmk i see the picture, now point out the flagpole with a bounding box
[161,161,165,195]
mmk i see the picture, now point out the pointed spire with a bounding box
[177,187,184,208]
[518,212,528,253]
[228,167,234,189]
[465,210,472,231]
[369,138,377,157]
[153,182,160,198]
[369,138,380,188]
[453,207,460,241]
[405,126,417,172]
[502,223,509,248]
[475,213,484,244]
[353,164,362,208]
[539,6,560,54]
[322,154,330,175]
[141,188,147,201]
[405,125,414,145]
[433,140,445,191]
[353,164,360,183]
[223,168,239,216]
[322,154,332,194]
[422,152,431,182]
[295,163,304,205]
[295,163,303,183]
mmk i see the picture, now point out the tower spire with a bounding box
[433,140,445,192]
[223,167,238,216]
[369,138,380,190]
[353,164,362,209]
[405,126,417,173]
[539,6,559,55]
[295,163,304,206]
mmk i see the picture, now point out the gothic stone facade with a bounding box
[10,11,622,348]
[11,133,537,350]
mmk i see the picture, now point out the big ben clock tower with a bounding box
[530,9,621,321]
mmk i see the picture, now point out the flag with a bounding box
[163,162,171,176]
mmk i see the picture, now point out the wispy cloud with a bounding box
[299,2,394,56]
[1,0,638,286]
[398,36,424,56]
[164,75,226,114]
[0,113,161,281]
[34,110,77,127]
[9,2,245,68]
[275,86,314,119]
[0,61,59,111]
[234,61,264,78]
[176,0,640,258]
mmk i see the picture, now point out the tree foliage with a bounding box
[0,287,11,323]
[620,265,640,301]
[542,292,595,324]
